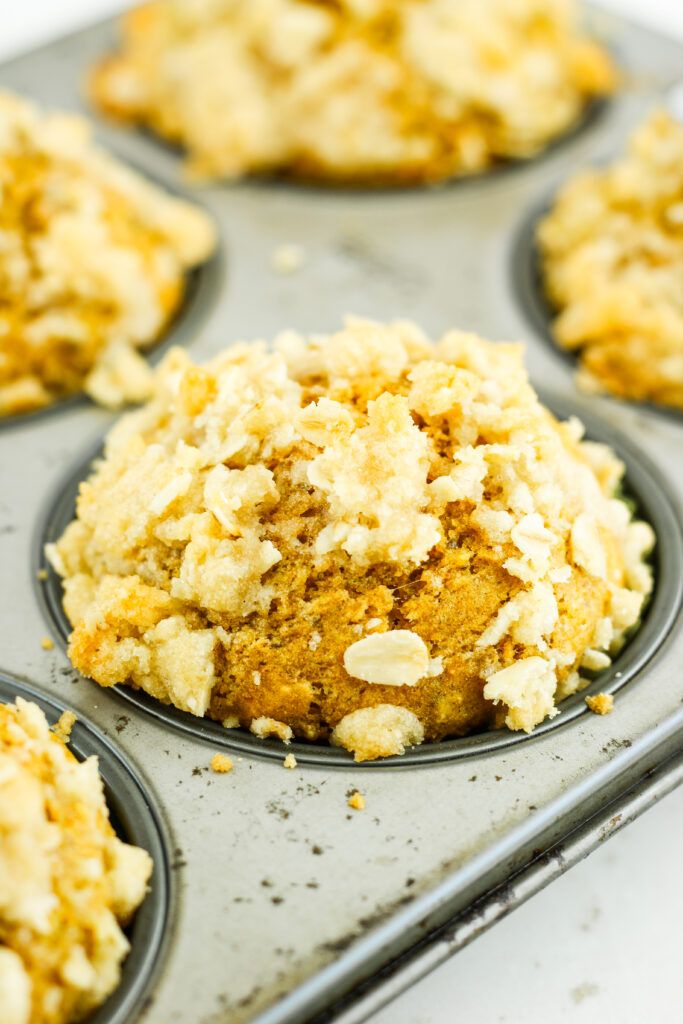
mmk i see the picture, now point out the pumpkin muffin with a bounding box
[537,110,683,411]
[0,698,152,1024]
[0,90,216,417]
[90,0,616,184]
[47,320,653,761]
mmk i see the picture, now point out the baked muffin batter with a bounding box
[48,320,653,761]
[0,698,152,1024]
[90,0,615,184]
[0,90,216,417]
[538,111,683,410]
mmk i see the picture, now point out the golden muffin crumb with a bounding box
[538,110,683,410]
[210,752,234,773]
[90,0,615,184]
[0,698,152,1024]
[586,692,614,715]
[49,318,654,761]
[40,636,54,651]
[283,753,297,769]
[348,791,366,811]
[0,89,216,417]
[52,710,77,744]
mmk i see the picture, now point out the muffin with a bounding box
[0,698,152,1024]
[47,320,653,761]
[537,110,683,411]
[0,90,216,417]
[90,0,616,184]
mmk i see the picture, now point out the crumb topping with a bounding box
[0,89,216,417]
[50,319,654,760]
[210,753,233,773]
[347,791,366,810]
[538,110,683,410]
[283,753,297,769]
[0,698,152,1024]
[586,692,614,715]
[90,0,615,184]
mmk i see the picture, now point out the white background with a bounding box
[1,3,682,1023]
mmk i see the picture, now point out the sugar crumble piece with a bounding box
[210,753,234,773]
[40,636,54,651]
[250,717,293,744]
[271,244,306,275]
[52,709,77,743]
[586,693,614,715]
[348,791,366,811]
[283,753,297,769]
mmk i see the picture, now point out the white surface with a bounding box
[0,3,681,1023]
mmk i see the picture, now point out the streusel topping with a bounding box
[91,0,615,184]
[538,110,683,410]
[49,319,653,760]
[0,698,152,1024]
[0,89,216,417]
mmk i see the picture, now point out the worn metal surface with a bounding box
[0,7,681,1023]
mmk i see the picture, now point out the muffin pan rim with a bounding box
[34,392,683,769]
[0,670,175,1024]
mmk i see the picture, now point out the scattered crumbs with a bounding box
[570,982,599,1005]
[283,753,297,770]
[306,881,319,889]
[405,877,415,888]
[192,766,203,776]
[348,791,366,811]
[52,709,76,743]
[271,243,306,275]
[260,879,273,888]
[494,775,502,781]
[312,845,323,855]
[271,896,284,905]
[40,636,54,651]
[469,775,477,782]
[211,753,234,774]
[586,693,614,715]
[528,804,537,811]
[37,568,48,581]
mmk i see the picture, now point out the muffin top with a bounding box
[0,89,216,417]
[91,0,615,183]
[0,698,152,1024]
[538,110,683,410]
[49,320,653,761]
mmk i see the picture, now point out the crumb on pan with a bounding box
[0,89,216,418]
[347,791,366,811]
[0,697,152,1024]
[37,569,48,582]
[586,692,614,715]
[52,709,77,743]
[210,752,234,773]
[89,0,616,185]
[40,636,54,651]
[283,753,297,769]
[49,318,654,761]
[538,110,683,410]
[271,244,306,274]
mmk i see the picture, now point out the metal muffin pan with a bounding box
[35,394,682,768]
[0,670,173,1024]
[0,6,682,1024]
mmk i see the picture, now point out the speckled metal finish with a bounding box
[0,8,681,1024]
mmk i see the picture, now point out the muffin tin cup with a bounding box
[511,194,683,425]
[0,671,174,1024]
[35,395,683,768]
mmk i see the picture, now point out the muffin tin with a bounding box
[1,6,682,1024]
[0,671,172,1024]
